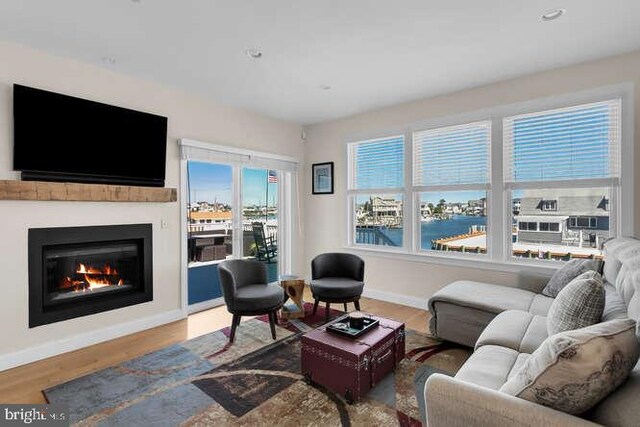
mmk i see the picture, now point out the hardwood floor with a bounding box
[0,288,428,404]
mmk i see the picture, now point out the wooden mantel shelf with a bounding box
[0,180,177,202]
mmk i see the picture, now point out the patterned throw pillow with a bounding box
[500,319,639,414]
[547,270,605,336]
[542,259,600,297]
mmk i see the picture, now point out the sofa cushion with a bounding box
[603,258,622,285]
[528,294,554,316]
[429,281,538,313]
[601,237,640,288]
[611,260,640,338]
[500,319,639,415]
[455,345,522,390]
[587,361,640,426]
[547,271,605,336]
[508,353,531,380]
[476,310,548,354]
[603,282,628,321]
[542,258,601,298]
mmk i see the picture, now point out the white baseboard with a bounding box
[187,297,225,314]
[0,309,186,373]
[362,288,426,310]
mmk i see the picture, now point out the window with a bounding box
[413,122,491,254]
[539,222,560,232]
[346,91,629,265]
[505,99,620,259]
[519,222,537,231]
[540,200,557,211]
[348,136,404,247]
[570,217,598,229]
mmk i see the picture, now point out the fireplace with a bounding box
[29,224,153,327]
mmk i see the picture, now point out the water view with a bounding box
[368,215,487,249]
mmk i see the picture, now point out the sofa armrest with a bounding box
[424,374,598,427]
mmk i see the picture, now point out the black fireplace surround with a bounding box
[29,224,153,327]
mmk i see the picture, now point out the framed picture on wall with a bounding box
[312,162,334,195]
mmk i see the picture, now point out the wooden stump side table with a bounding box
[279,279,305,319]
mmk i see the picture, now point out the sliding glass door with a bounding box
[186,161,234,308]
[181,142,296,313]
[242,167,279,282]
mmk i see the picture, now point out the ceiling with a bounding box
[0,1,639,125]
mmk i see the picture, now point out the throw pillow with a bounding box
[500,318,640,414]
[542,258,600,297]
[547,270,605,336]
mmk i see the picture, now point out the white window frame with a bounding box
[179,139,299,313]
[347,135,407,252]
[344,83,634,273]
[541,200,557,211]
[411,121,492,258]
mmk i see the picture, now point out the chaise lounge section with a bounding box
[428,280,553,348]
[424,237,640,426]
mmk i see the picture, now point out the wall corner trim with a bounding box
[0,309,186,373]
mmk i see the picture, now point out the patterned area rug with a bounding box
[44,304,471,426]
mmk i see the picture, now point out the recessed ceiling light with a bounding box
[245,48,263,59]
[101,56,116,65]
[541,8,566,21]
[319,85,332,91]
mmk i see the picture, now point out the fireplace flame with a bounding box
[59,262,125,293]
[82,274,115,289]
[77,263,118,276]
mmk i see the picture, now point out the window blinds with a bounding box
[179,139,298,172]
[349,135,404,190]
[504,100,621,184]
[413,121,491,188]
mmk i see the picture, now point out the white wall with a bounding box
[0,40,303,366]
[304,50,640,303]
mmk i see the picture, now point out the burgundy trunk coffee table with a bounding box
[301,314,405,403]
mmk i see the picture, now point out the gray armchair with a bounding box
[218,259,285,342]
[310,253,365,322]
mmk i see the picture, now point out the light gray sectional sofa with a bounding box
[424,237,640,426]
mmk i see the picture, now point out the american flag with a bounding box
[268,170,278,183]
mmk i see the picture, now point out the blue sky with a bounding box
[187,162,277,206]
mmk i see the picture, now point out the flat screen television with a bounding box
[13,84,168,187]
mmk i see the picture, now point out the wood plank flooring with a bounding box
[0,288,428,404]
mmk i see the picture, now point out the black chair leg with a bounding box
[354,299,361,311]
[229,314,241,343]
[268,311,277,340]
[343,303,348,312]
[312,298,320,315]
[325,303,331,323]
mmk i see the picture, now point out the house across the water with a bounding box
[515,188,611,248]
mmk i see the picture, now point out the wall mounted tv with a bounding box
[13,84,168,187]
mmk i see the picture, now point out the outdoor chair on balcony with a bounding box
[310,253,365,322]
[251,222,277,263]
[218,259,285,342]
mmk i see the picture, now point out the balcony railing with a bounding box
[355,225,398,246]
[188,220,278,263]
